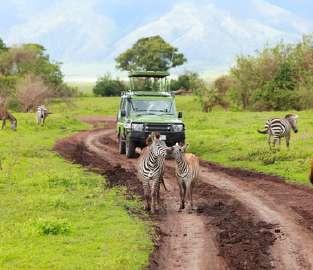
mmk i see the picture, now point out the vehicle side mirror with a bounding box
[178,112,183,118]
[121,110,126,117]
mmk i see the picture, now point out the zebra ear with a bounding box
[182,144,189,152]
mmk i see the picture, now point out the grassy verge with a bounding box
[0,102,152,269]
[59,96,313,185]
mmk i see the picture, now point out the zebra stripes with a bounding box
[172,143,199,212]
[137,132,170,213]
[0,109,17,130]
[258,114,298,149]
[36,105,50,126]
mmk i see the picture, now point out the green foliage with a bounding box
[93,73,124,96]
[228,35,313,111]
[37,218,71,235]
[0,38,75,110]
[170,72,199,91]
[0,38,7,52]
[115,35,186,71]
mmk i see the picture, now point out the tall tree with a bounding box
[115,35,186,71]
[0,38,7,52]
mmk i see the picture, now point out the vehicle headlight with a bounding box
[132,123,144,131]
[172,124,184,132]
[125,122,131,129]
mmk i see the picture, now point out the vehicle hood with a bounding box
[129,114,183,124]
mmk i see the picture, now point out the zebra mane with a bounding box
[285,114,298,119]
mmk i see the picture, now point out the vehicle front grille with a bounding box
[145,124,171,132]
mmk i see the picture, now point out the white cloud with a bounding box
[252,0,313,33]
[6,0,116,61]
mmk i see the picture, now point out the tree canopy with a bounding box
[115,35,186,71]
[0,38,76,111]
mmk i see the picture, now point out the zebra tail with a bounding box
[257,129,268,134]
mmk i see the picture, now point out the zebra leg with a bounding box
[143,182,150,211]
[286,134,290,149]
[274,138,280,151]
[178,181,185,211]
[151,183,156,214]
[186,181,192,213]
[267,135,272,150]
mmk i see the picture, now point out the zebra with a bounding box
[257,114,298,150]
[136,134,167,192]
[172,143,199,212]
[137,132,171,213]
[36,105,51,126]
[0,108,17,130]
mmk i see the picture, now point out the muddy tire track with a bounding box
[54,116,313,270]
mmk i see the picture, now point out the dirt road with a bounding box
[54,116,313,270]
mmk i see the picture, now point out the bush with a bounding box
[16,74,52,112]
[93,74,124,96]
[37,218,71,235]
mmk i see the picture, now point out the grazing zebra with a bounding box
[36,105,51,126]
[0,108,17,130]
[172,143,199,212]
[137,132,171,213]
[257,114,298,150]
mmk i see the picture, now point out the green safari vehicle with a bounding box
[116,70,185,158]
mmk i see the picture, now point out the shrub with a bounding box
[37,218,71,235]
[93,73,124,96]
[16,74,52,112]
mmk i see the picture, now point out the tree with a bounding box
[0,38,7,53]
[93,73,124,96]
[16,74,52,112]
[115,35,186,71]
[171,72,199,91]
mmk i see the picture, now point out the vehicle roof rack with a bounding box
[128,70,169,78]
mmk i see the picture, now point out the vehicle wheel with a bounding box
[118,135,126,154]
[126,139,136,158]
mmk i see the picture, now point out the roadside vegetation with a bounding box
[0,101,152,270]
[60,96,313,185]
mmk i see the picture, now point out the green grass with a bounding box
[3,94,311,268]
[0,104,152,269]
[59,95,313,185]
[68,82,95,95]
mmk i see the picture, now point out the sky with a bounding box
[0,0,313,81]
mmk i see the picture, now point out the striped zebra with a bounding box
[257,114,298,150]
[137,132,171,213]
[0,108,17,130]
[172,143,199,212]
[36,105,51,126]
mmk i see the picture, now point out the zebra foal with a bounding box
[36,105,51,126]
[257,114,298,150]
[137,132,171,213]
[172,143,199,212]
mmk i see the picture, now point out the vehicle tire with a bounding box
[118,134,126,154]
[126,138,136,158]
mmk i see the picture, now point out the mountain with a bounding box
[2,0,313,81]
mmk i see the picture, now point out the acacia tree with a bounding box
[115,35,187,71]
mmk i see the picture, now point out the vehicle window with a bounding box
[131,99,174,114]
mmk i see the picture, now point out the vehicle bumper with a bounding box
[128,131,185,147]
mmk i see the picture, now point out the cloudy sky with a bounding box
[1,0,313,81]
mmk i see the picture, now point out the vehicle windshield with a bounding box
[130,99,174,115]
